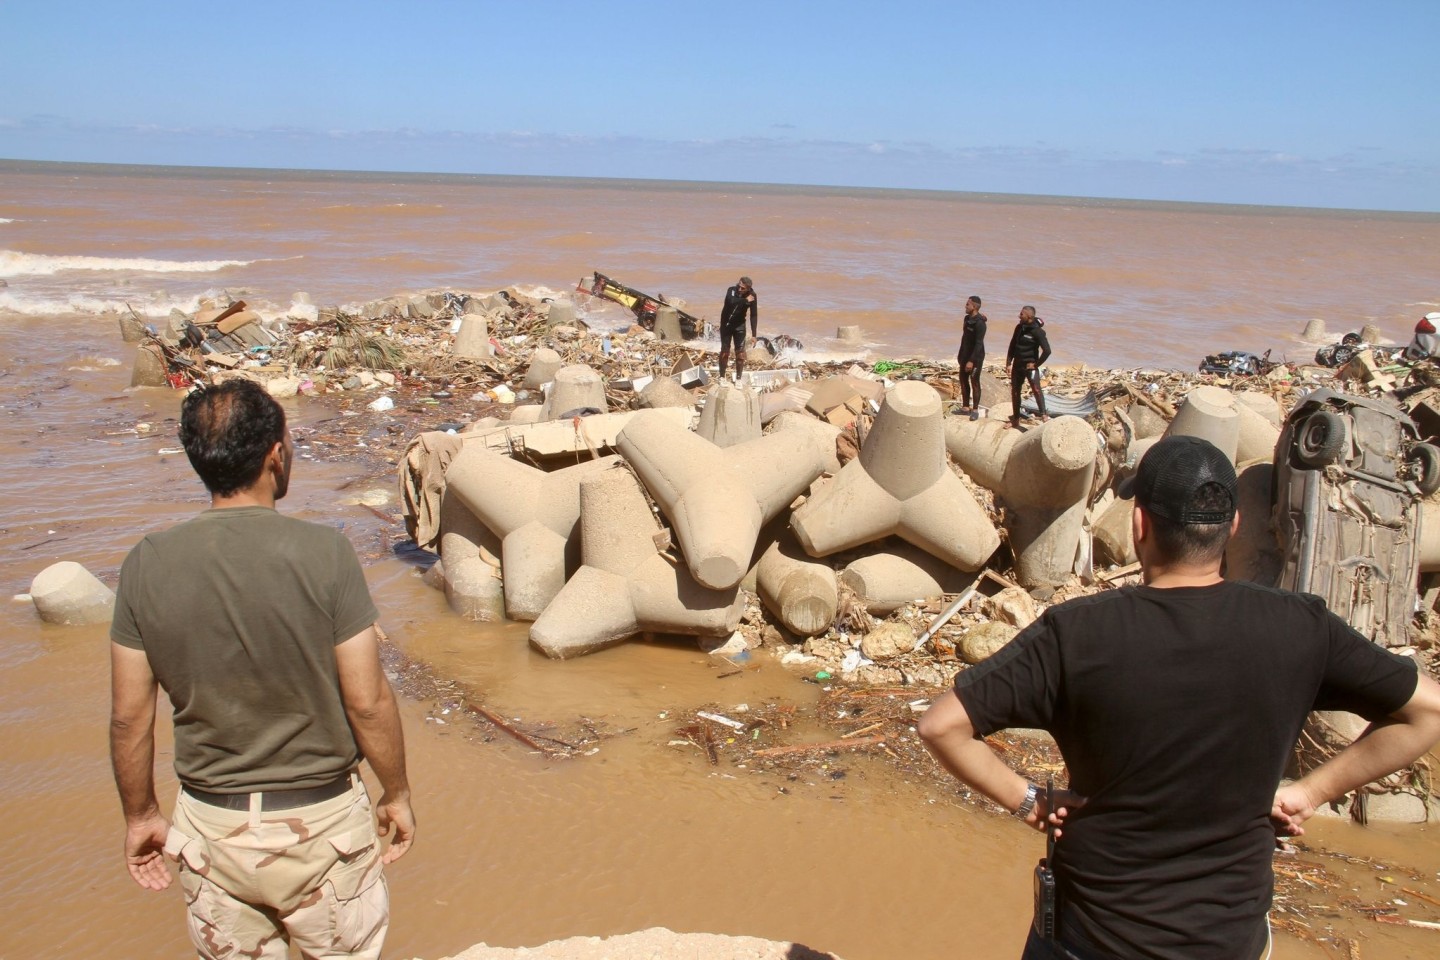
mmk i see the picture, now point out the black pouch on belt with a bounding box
[1033,778,1059,940]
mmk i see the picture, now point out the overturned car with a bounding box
[1272,388,1440,646]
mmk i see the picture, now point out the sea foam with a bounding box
[0,249,256,277]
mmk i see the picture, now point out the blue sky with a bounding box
[3,1,1437,211]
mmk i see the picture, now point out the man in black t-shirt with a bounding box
[718,275,757,380]
[918,435,1440,960]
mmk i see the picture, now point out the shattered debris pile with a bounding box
[107,286,1440,822]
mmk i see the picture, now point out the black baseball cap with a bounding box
[1120,435,1237,524]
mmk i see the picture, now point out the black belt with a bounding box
[184,773,353,811]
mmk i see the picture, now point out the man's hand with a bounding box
[1271,783,1320,837]
[1029,789,1087,837]
[376,794,416,864]
[123,811,173,890]
[964,361,974,372]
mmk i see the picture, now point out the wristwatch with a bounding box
[1015,782,1039,820]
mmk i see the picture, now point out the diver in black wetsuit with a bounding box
[1006,304,1051,428]
[718,276,757,380]
[956,295,987,419]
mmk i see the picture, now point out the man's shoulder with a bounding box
[142,508,345,550]
[1045,579,1330,623]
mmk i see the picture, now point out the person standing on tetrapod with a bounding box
[957,295,987,419]
[719,275,757,380]
[1007,305,1051,428]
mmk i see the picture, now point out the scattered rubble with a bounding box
[105,286,1440,823]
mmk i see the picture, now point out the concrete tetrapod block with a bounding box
[530,466,743,659]
[696,382,762,447]
[618,410,831,590]
[1165,385,1239,463]
[945,414,1097,587]
[653,305,684,342]
[452,314,492,359]
[1234,390,1282,427]
[1421,501,1440,574]
[445,447,621,620]
[1001,417,1098,588]
[30,561,115,625]
[508,404,545,426]
[943,416,1019,492]
[1233,398,1282,466]
[1093,497,1137,568]
[766,410,842,475]
[1125,402,1170,441]
[545,299,576,328]
[840,541,968,615]
[439,490,505,621]
[1226,462,1282,585]
[756,535,838,637]
[523,347,564,389]
[638,377,696,410]
[791,381,1000,570]
[541,364,607,420]
[131,343,169,387]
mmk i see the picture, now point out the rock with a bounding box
[959,621,1018,664]
[30,561,115,625]
[982,586,1040,629]
[860,621,917,660]
[265,377,301,399]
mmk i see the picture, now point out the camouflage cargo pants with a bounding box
[164,777,389,959]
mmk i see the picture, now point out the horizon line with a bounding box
[4,156,1437,220]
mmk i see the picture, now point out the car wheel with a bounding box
[1296,410,1349,467]
[1409,443,1440,496]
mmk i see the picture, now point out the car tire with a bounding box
[1409,443,1440,496]
[1296,410,1349,467]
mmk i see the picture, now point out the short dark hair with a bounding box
[179,379,286,496]
[739,276,753,287]
[1143,481,1234,563]
[968,295,982,306]
[1022,305,1036,318]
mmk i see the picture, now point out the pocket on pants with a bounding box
[323,819,388,955]
[168,826,233,959]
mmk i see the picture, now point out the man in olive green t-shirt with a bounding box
[109,379,415,959]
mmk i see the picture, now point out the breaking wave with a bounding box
[0,249,259,277]
[0,290,212,317]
